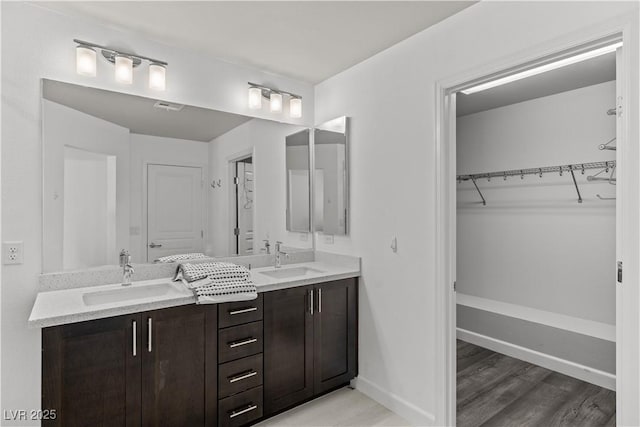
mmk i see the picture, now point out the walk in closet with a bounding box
[455,50,618,426]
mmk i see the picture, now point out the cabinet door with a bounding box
[263,286,314,415]
[141,305,217,427]
[314,279,358,394]
[42,314,142,427]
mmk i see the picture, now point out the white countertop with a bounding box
[29,258,360,328]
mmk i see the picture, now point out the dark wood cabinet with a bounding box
[42,304,217,427]
[42,278,357,426]
[141,305,217,427]
[263,286,315,414]
[263,278,358,416]
[42,313,142,427]
[314,280,358,394]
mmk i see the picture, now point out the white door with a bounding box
[147,164,203,262]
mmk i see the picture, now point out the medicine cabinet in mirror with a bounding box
[41,79,312,273]
[314,117,349,236]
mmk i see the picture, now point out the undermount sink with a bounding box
[82,282,189,306]
[259,266,325,279]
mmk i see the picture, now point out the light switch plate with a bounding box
[3,241,24,265]
[324,234,335,244]
[299,233,308,242]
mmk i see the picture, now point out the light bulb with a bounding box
[115,55,133,84]
[76,46,96,77]
[248,87,262,109]
[270,92,283,113]
[290,97,302,118]
[149,63,166,91]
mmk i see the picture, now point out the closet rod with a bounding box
[457,160,616,182]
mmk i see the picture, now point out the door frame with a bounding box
[227,148,256,255]
[434,18,639,426]
[142,161,207,262]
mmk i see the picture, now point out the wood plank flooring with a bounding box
[457,340,616,427]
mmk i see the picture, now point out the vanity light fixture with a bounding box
[73,39,168,90]
[461,41,623,95]
[76,45,97,76]
[247,82,303,118]
[270,92,283,113]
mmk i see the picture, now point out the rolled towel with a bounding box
[174,262,250,283]
[154,253,208,263]
[194,281,258,304]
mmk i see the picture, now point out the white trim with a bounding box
[456,293,615,342]
[352,376,436,427]
[227,148,256,256]
[457,328,616,391]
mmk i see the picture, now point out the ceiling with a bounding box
[37,1,476,84]
[43,80,252,142]
[457,52,616,117]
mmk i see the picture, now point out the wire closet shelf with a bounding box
[457,160,616,205]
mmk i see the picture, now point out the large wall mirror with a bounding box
[314,117,349,235]
[41,79,312,273]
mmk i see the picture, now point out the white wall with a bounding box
[1,3,313,424]
[209,119,312,256]
[129,133,209,262]
[457,81,616,323]
[456,81,616,374]
[314,2,639,425]
[42,99,130,273]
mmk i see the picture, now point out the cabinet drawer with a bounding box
[218,386,263,427]
[219,295,263,329]
[219,353,263,399]
[218,321,263,363]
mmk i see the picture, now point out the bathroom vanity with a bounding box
[32,257,359,427]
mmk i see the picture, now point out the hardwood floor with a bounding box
[457,340,616,427]
[255,387,410,426]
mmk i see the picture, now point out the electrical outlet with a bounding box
[3,241,24,265]
[299,233,308,242]
[324,234,335,244]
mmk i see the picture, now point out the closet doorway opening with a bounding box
[436,32,639,427]
[229,155,254,256]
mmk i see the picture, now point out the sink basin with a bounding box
[83,282,188,306]
[259,266,325,279]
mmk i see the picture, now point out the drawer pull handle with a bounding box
[229,307,258,316]
[229,337,257,348]
[229,370,258,383]
[229,404,257,419]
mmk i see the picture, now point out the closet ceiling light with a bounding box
[461,41,623,95]
[73,39,168,90]
[247,82,303,119]
[76,45,97,77]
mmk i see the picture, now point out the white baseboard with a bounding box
[351,376,436,426]
[456,293,615,342]
[457,328,616,390]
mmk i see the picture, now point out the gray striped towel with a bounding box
[174,262,257,304]
[154,253,208,263]
[174,262,250,283]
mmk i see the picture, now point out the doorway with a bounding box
[146,163,204,262]
[436,33,638,426]
[230,156,254,255]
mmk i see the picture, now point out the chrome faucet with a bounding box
[263,239,271,254]
[274,241,289,268]
[119,249,135,286]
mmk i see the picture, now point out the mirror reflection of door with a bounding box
[233,157,254,255]
[147,164,204,262]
